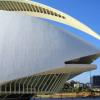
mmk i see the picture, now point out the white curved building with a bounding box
[0,0,100,99]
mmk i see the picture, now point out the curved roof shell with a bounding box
[0,0,100,40]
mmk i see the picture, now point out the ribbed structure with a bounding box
[0,0,65,19]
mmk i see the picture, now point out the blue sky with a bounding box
[32,0,100,83]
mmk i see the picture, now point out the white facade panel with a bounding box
[0,12,99,84]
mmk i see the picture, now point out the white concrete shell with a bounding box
[0,0,100,40]
[0,1,99,97]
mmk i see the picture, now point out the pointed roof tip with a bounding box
[95,34,100,40]
[91,31,100,40]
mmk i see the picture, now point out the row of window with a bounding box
[0,1,66,19]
